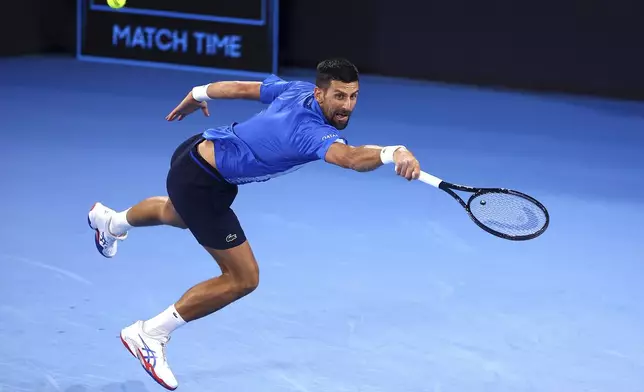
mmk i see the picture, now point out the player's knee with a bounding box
[161,200,187,229]
[238,272,259,296]
[233,267,259,297]
[208,242,259,297]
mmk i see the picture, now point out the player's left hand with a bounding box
[165,93,210,121]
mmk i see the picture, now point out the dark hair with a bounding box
[315,58,359,88]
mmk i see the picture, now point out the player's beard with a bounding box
[330,109,351,130]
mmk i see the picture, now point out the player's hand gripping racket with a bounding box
[417,171,549,240]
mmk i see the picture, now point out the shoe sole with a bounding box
[120,332,178,391]
[88,202,112,258]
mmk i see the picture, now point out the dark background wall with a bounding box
[3,0,643,100]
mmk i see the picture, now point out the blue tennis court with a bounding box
[1,56,643,391]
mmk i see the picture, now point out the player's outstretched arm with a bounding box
[166,81,261,122]
[324,142,421,181]
[201,81,261,100]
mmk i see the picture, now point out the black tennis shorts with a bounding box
[166,133,246,250]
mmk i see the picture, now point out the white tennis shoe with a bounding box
[120,321,179,390]
[87,202,127,258]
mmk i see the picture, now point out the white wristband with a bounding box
[191,84,211,102]
[380,145,407,164]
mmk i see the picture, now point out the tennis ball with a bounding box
[107,0,126,9]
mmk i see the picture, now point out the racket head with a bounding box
[465,188,549,241]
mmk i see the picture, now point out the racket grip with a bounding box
[418,171,443,188]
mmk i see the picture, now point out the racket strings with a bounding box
[469,192,547,237]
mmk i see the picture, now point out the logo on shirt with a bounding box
[226,234,237,243]
[321,133,338,141]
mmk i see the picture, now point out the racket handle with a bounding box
[418,171,443,188]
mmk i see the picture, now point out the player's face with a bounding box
[315,80,359,130]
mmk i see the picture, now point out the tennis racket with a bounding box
[417,171,549,241]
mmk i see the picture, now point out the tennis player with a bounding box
[87,58,420,390]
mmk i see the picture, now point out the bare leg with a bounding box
[174,241,260,321]
[142,240,259,335]
[116,196,188,230]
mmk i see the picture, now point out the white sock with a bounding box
[142,304,187,337]
[109,208,132,236]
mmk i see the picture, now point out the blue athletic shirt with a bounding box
[201,74,348,185]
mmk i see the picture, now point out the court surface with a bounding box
[1,56,643,392]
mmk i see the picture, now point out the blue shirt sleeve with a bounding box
[259,74,294,104]
[294,122,348,160]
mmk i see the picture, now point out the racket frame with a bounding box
[418,171,549,241]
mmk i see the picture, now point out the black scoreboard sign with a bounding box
[77,0,279,77]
